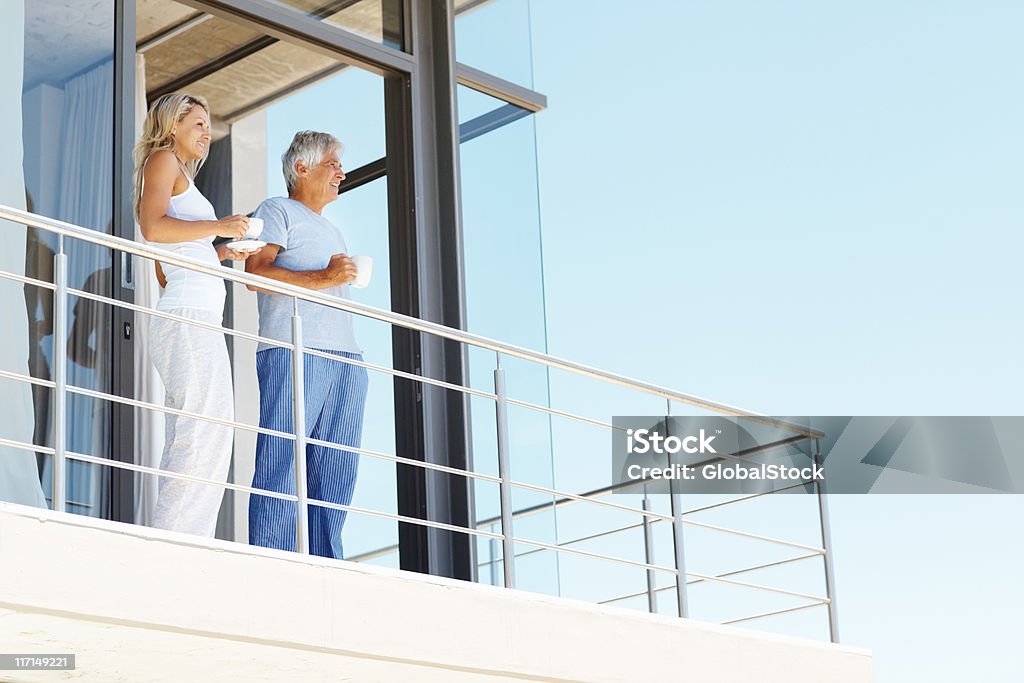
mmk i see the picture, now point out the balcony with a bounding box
[0,205,871,681]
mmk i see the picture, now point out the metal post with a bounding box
[666,400,689,618]
[291,301,309,554]
[493,360,515,588]
[669,478,689,618]
[488,530,500,586]
[815,439,840,642]
[642,486,657,614]
[52,238,68,513]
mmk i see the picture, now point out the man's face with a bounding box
[300,149,345,206]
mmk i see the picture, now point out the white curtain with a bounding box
[56,59,114,516]
[0,0,46,508]
[133,52,165,526]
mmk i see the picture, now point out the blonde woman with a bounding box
[134,93,257,536]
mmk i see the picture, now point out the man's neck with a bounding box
[288,191,326,215]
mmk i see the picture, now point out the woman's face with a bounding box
[173,105,211,161]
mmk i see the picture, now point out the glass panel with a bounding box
[271,0,405,51]
[457,84,555,593]
[0,0,116,515]
[455,0,534,89]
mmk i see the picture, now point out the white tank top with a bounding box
[155,177,226,315]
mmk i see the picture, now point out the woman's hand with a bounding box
[215,214,249,240]
[217,243,262,262]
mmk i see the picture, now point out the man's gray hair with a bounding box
[282,130,344,193]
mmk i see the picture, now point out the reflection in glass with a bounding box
[13,0,115,516]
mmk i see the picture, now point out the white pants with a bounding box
[149,308,233,537]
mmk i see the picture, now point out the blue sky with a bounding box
[264,2,1023,679]
[523,1,1024,681]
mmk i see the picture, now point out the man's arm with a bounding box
[244,243,357,293]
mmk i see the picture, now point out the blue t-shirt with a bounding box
[253,197,360,354]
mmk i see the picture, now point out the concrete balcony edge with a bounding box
[0,503,873,682]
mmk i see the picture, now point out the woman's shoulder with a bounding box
[143,149,181,177]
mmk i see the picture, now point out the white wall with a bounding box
[0,503,873,682]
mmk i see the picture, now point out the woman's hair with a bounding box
[282,130,343,194]
[132,93,210,222]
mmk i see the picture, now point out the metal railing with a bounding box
[0,204,839,642]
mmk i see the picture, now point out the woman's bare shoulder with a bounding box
[144,149,179,174]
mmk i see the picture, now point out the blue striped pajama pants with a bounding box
[248,347,368,559]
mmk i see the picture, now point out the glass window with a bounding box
[455,0,534,88]
[456,85,556,592]
[0,0,116,515]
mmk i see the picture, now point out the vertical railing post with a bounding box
[52,237,68,513]
[669,479,689,619]
[493,357,515,589]
[642,486,657,614]
[488,527,500,587]
[291,300,309,554]
[815,438,840,642]
[666,401,689,618]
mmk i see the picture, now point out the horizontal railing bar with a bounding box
[682,519,826,555]
[0,205,792,432]
[478,520,649,567]
[509,479,674,522]
[65,284,499,405]
[686,552,823,587]
[720,600,828,626]
[65,384,296,441]
[0,269,57,291]
[302,347,499,401]
[300,497,505,542]
[56,384,695,530]
[475,469,820,531]
[504,397,618,431]
[62,451,503,542]
[511,535,679,575]
[0,436,54,456]
[0,368,57,390]
[65,451,298,503]
[597,553,824,606]
[364,506,824,572]
[66,285,295,351]
[304,436,503,485]
[681,481,812,516]
[684,571,828,603]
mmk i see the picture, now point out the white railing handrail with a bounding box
[0,204,820,435]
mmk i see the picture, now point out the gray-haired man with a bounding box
[245,130,367,559]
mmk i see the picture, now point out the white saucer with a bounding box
[226,239,266,252]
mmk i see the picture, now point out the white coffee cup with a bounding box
[350,255,373,289]
[245,216,264,239]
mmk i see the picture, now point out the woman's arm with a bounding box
[138,150,248,243]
